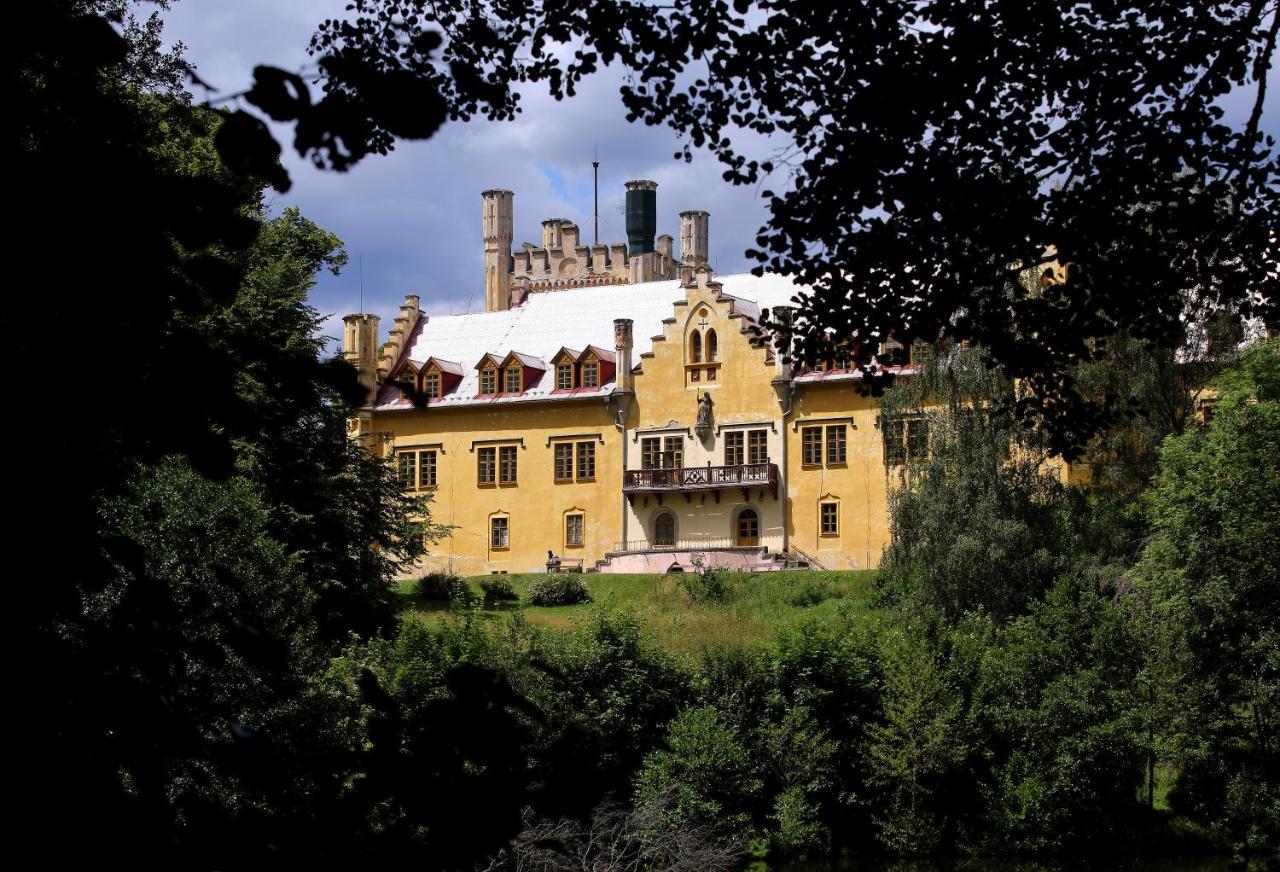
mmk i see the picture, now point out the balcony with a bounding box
[623,462,779,502]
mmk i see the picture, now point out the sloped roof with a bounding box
[380,272,807,410]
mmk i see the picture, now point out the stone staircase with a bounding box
[589,546,816,574]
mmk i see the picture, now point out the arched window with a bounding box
[689,331,702,363]
[707,329,719,361]
[653,512,676,547]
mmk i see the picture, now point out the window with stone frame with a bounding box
[424,371,441,399]
[480,366,497,395]
[397,451,417,489]
[820,501,839,536]
[707,329,719,361]
[576,441,595,480]
[554,443,573,481]
[905,418,930,460]
[802,426,823,466]
[882,417,906,464]
[477,447,496,483]
[419,450,437,487]
[499,445,518,483]
[747,429,768,464]
[724,431,744,466]
[490,516,509,549]
[663,436,683,469]
[556,363,574,390]
[565,513,584,547]
[826,425,847,464]
[504,366,522,394]
[582,360,599,388]
[641,437,661,470]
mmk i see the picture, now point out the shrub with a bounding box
[526,574,590,606]
[681,555,733,604]
[788,579,841,608]
[416,572,465,600]
[479,576,518,601]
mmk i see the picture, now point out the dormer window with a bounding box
[394,364,419,400]
[480,366,497,395]
[556,363,574,390]
[582,361,599,388]
[505,366,522,394]
[424,371,441,398]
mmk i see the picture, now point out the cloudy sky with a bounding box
[161,2,1277,351]
[160,0,777,349]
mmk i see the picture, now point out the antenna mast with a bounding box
[592,148,600,246]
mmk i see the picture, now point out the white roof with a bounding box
[380,272,806,410]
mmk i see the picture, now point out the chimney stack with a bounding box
[613,318,634,393]
[482,189,514,311]
[624,180,658,256]
[680,210,709,266]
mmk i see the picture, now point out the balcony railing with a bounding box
[623,462,778,495]
[613,536,745,552]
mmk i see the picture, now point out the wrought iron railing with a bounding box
[623,462,778,492]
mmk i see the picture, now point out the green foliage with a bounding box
[526,574,591,606]
[415,572,464,601]
[867,628,968,855]
[680,555,734,603]
[787,578,842,608]
[878,347,1074,621]
[1133,340,1280,855]
[479,576,518,601]
[636,706,762,835]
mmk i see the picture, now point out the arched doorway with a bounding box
[735,507,759,547]
[653,511,676,548]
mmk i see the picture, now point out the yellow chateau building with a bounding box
[343,181,925,576]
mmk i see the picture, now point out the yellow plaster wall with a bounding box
[623,284,786,548]
[785,382,894,570]
[372,400,622,576]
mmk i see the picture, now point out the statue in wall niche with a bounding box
[695,391,714,438]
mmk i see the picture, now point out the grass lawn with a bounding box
[395,569,883,654]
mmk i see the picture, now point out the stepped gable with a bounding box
[375,273,804,410]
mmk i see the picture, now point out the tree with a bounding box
[215,0,1278,455]
[876,345,1075,620]
[1132,339,1280,856]
[10,4,434,862]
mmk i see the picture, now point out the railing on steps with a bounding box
[782,544,827,571]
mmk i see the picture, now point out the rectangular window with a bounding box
[480,367,496,395]
[747,429,768,465]
[556,363,574,390]
[576,441,595,480]
[724,431,744,466]
[641,437,661,470]
[582,361,599,388]
[802,426,823,466]
[490,516,509,549]
[397,451,417,489]
[820,502,839,536]
[906,418,930,460]
[505,366,522,394]
[420,450,436,487]
[826,425,847,464]
[883,418,906,464]
[554,442,573,481]
[565,513,584,547]
[499,445,518,483]
[424,372,441,399]
[478,447,496,484]
[663,436,683,469]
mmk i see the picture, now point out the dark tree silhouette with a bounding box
[219,0,1278,456]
